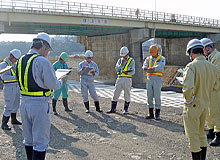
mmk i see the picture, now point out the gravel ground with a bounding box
[0,90,220,160]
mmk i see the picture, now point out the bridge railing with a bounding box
[0,0,220,28]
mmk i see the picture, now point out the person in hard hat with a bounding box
[0,49,22,130]
[200,38,220,146]
[52,52,72,115]
[142,44,166,120]
[183,39,219,160]
[16,32,64,160]
[107,46,135,114]
[78,50,102,113]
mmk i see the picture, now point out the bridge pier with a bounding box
[207,34,220,50]
[154,38,191,66]
[84,28,153,87]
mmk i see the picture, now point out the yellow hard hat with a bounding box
[149,45,159,57]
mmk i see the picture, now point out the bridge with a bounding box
[1,0,220,87]
[0,0,220,36]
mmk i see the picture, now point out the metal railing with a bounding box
[0,0,220,28]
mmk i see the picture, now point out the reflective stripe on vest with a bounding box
[17,54,51,97]
[118,57,133,78]
[146,55,163,77]
[2,60,17,83]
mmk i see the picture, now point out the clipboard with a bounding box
[83,67,94,75]
[55,69,71,80]
[0,66,12,74]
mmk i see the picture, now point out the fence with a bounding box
[0,0,219,28]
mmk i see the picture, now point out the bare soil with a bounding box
[0,57,219,160]
[0,90,220,160]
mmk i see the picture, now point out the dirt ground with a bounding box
[0,57,219,160]
[0,90,220,160]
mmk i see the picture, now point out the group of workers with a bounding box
[0,31,219,160]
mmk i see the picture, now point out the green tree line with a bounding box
[0,36,85,58]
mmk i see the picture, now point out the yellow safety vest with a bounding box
[146,55,163,77]
[118,57,133,78]
[17,54,51,97]
[2,60,17,84]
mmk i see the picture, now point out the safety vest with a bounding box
[118,57,133,78]
[17,54,51,97]
[2,60,17,84]
[146,55,163,77]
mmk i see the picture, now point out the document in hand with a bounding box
[0,66,12,74]
[55,69,71,80]
[176,77,183,85]
[177,68,185,74]
[83,67,94,75]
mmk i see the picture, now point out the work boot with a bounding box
[52,99,58,115]
[32,150,46,160]
[155,109,161,120]
[106,101,117,113]
[11,113,22,125]
[25,146,33,160]
[94,101,102,112]
[145,108,154,119]
[1,115,11,130]
[123,101,130,115]
[191,151,201,160]
[206,129,215,139]
[210,132,220,146]
[200,147,207,160]
[63,98,72,112]
[84,101,90,113]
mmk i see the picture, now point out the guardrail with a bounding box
[0,0,220,28]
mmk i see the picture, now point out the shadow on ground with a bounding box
[49,124,88,157]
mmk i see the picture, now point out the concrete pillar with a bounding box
[129,28,154,87]
[86,34,130,82]
[155,37,192,66]
[207,34,220,51]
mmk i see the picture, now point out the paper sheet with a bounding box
[0,66,12,74]
[55,69,71,80]
[177,68,185,74]
[176,77,183,85]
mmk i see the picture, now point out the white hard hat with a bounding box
[85,50,93,58]
[186,39,204,56]
[200,38,213,47]
[120,46,129,56]
[34,32,51,48]
[10,49,21,60]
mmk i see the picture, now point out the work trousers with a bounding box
[52,82,68,100]
[183,103,207,152]
[80,79,99,102]
[112,77,132,102]
[206,90,220,132]
[146,78,162,109]
[3,84,20,117]
[20,98,50,151]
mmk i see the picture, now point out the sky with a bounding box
[0,0,219,42]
